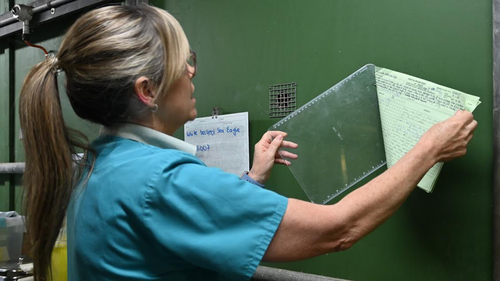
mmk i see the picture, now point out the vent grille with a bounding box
[269,82,296,118]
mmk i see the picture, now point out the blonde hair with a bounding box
[19,4,190,280]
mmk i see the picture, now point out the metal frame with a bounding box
[493,0,500,280]
[0,0,149,38]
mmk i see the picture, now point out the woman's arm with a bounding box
[254,111,477,262]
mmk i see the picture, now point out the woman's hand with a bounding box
[417,110,478,163]
[248,131,298,184]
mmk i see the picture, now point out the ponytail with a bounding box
[19,58,92,281]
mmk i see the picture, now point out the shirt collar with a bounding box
[102,123,196,156]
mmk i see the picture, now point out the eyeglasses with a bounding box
[187,50,197,78]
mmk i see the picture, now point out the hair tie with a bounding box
[47,53,61,73]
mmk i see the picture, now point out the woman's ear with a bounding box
[134,76,157,108]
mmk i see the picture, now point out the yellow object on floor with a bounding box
[50,224,67,281]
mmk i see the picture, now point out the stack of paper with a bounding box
[375,67,481,192]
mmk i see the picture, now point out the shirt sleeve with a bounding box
[142,155,288,281]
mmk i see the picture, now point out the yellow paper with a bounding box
[375,68,480,192]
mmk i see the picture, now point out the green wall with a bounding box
[154,1,493,280]
[0,0,493,280]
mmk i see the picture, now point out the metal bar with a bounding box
[31,0,76,14]
[0,16,16,27]
[0,0,89,27]
[8,38,15,211]
[252,266,350,281]
[0,0,122,38]
[493,0,500,280]
[0,163,25,174]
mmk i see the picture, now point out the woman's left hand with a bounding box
[248,131,298,184]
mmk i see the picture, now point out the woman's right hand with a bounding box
[418,110,478,163]
[249,131,298,184]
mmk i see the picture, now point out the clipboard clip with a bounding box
[212,107,221,119]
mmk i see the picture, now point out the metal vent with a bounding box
[269,82,297,118]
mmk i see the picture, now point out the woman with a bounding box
[19,4,477,281]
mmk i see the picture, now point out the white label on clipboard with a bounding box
[184,112,250,176]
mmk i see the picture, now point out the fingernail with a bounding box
[277,135,283,140]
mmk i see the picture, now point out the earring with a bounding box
[150,104,158,113]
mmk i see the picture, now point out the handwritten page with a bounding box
[184,112,250,176]
[375,68,481,192]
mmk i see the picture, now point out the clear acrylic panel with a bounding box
[270,64,386,204]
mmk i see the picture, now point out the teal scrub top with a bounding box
[67,124,288,281]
